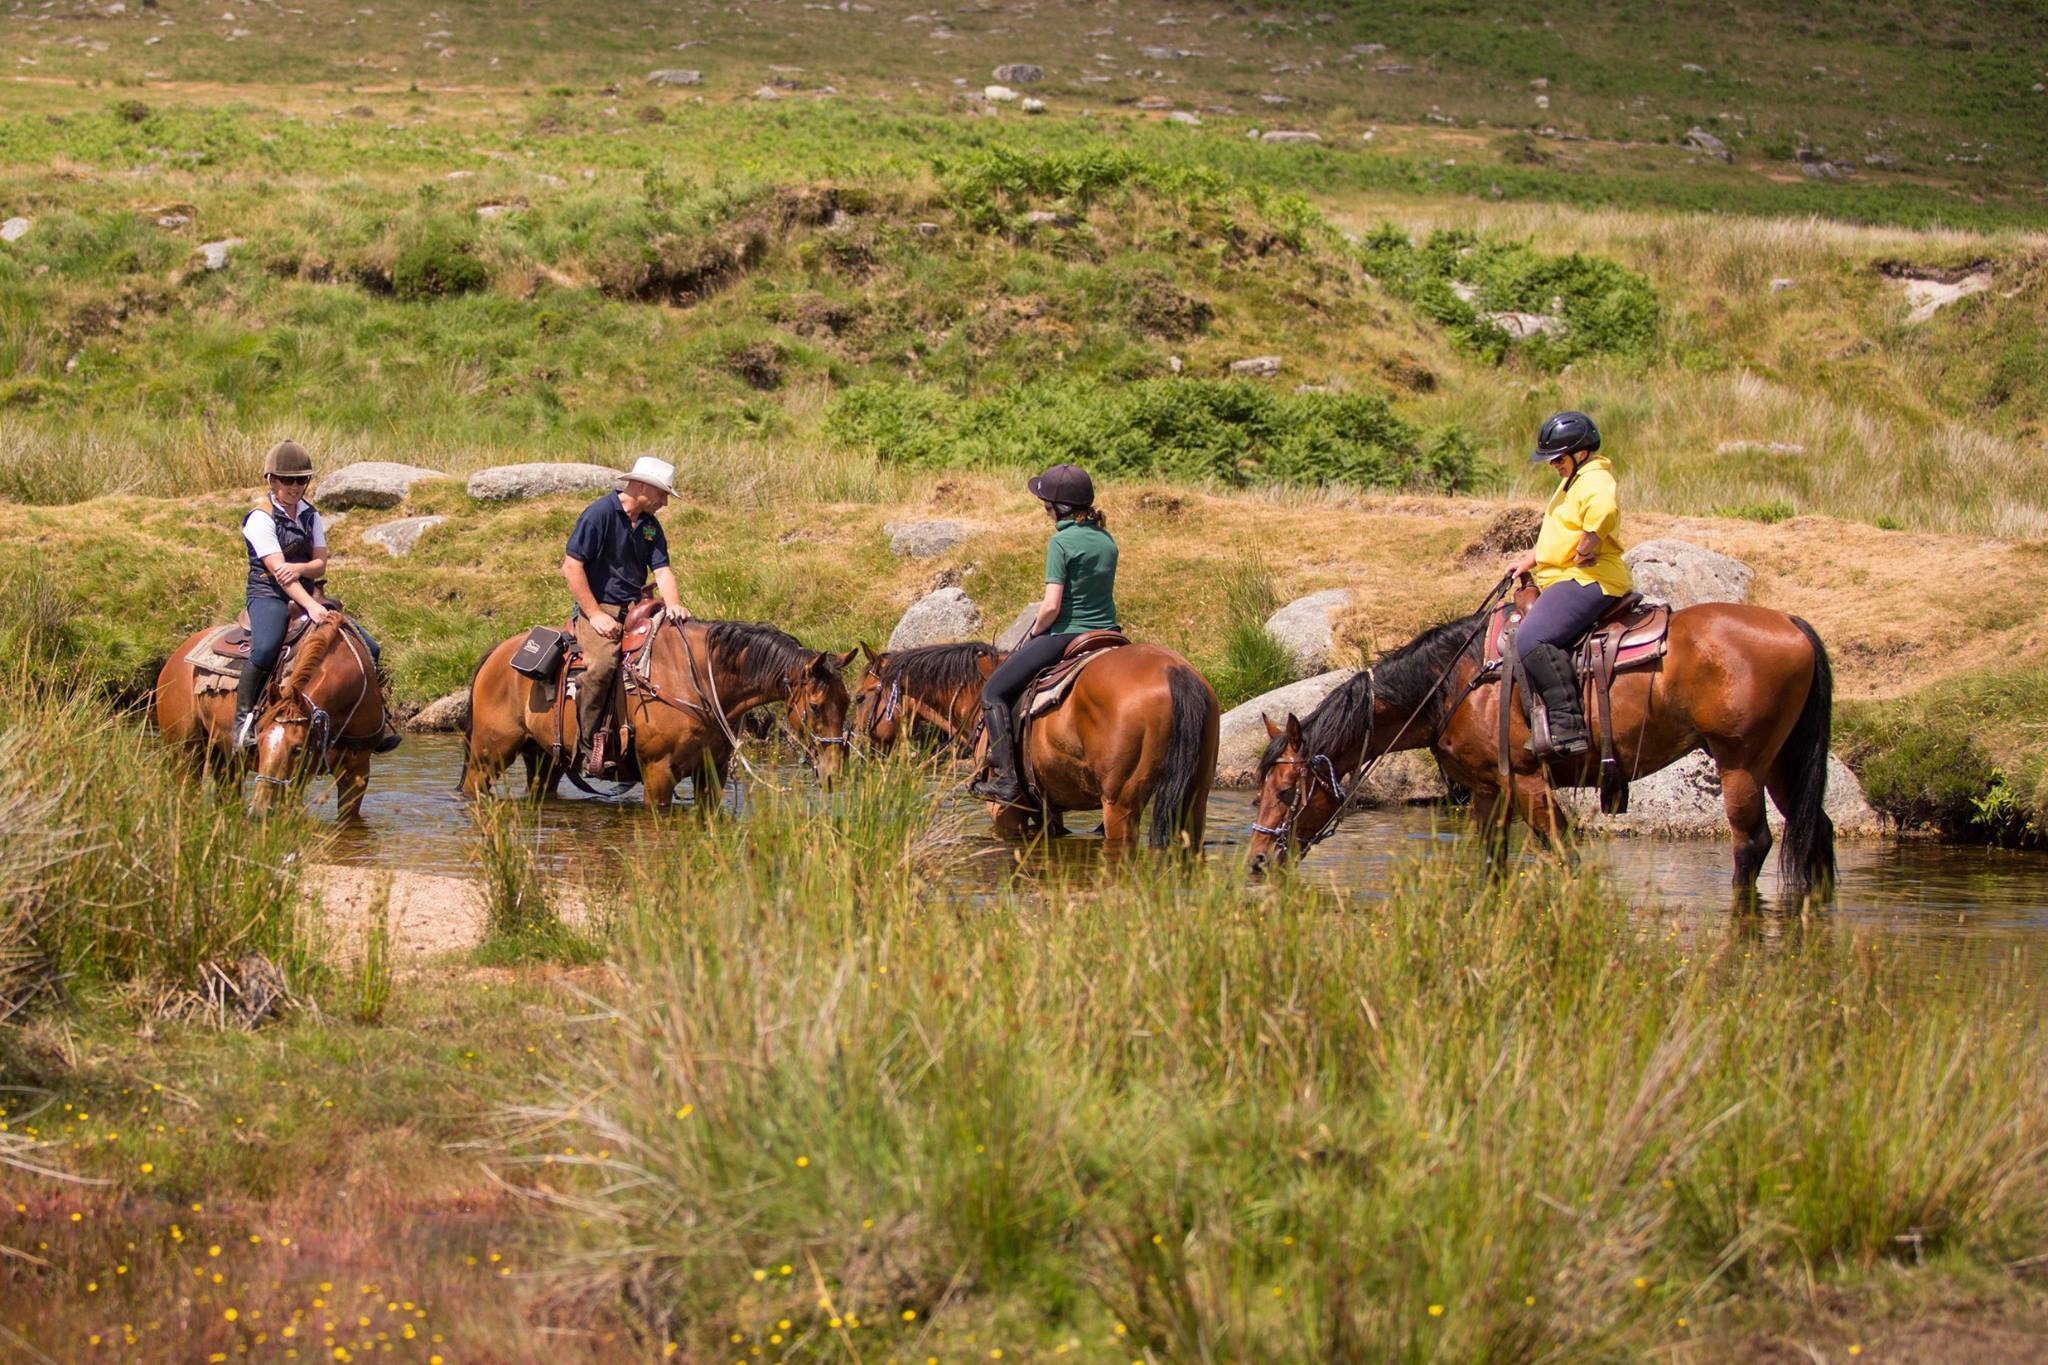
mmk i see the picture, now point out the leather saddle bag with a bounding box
[510,626,569,681]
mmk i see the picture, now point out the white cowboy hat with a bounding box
[619,455,678,498]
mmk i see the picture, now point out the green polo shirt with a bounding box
[1045,519,1119,633]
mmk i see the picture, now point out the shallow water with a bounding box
[314,736,2048,983]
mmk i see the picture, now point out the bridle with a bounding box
[1249,575,1515,856]
[253,619,376,789]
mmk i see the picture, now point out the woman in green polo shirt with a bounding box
[970,463,1120,805]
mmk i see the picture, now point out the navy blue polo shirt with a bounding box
[565,492,669,609]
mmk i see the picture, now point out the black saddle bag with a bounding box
[510,626,568,681]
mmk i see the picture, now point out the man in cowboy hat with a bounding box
[560,455,693,774]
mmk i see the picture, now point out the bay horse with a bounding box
[155,610,390,818]
[463,618,855,810]
[850,641,1002,753]
[1246,593,1837,898]
[973,643,1220,854]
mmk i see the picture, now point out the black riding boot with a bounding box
[232,666,267,752]
[371,672,404,754]
[968,701,1027,805]
[1521,643,1590,757]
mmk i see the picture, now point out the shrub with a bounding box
[1713,500,1796,524]
[1206,555,1296,706]
[825,379,1483,493]
[392,226,489,300]
[1855,728,1998,835]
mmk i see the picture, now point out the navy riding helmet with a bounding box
[1531,410,1601,462]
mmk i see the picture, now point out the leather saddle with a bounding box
[1484,586,1673,812]
[552,594,666,777]
[212,591,337,663]
[1019,630,1130,721]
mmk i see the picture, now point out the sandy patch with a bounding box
[309,864,487,962]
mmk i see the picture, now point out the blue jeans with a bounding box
[236,596,380,714]
[1516,578,1613,657]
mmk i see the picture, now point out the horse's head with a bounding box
[784,646,858,786]
[1247,712,1348,876]
[848,643,901,751]
[249,611,376,812]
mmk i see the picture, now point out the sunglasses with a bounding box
[272,475,310,486]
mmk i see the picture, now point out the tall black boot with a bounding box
[968,701,1026,804]
[371,670,403,754]
[233,666,267,752]
[1521,643,1590,757]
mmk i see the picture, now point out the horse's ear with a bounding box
[1284,712,1303,745]
[1261,712,1283,740]
[832,647,859,672]
[857,641,878,664]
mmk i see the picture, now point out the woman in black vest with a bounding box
[233,440,401,755]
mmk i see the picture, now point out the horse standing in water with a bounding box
[156,610,393,817]
[463,618,854,809]
[1247,596,1837,899]
[850,641,1003,753]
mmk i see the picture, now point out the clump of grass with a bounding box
[469,799,595,965]
[351,876,396,1026]
[1206,553,1297,707]
[1711,499,1796,524]
[516,766,2048,1359]
[0,690,319,1013]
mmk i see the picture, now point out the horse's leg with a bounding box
[1713,748,1773,904]
[641,751,680,812]
[1512,774,1572,859]
[334,751,371,821]
[1100,797,1140,863]
[691,744,729,819]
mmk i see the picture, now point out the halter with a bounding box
[257,619,376,787]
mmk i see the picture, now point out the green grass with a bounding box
[514,763,2048,1359]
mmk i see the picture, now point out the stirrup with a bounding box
[232,709,260,752]
[969,771,1027,805]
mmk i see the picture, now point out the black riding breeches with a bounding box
[981,632,1073,708]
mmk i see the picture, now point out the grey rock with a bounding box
[994,602,1039,652]
[1770,277,1796,293]
[1257,93,1293,106]
[1558,749,1881,837]
[1228,355,1283,378]
[1139,45,1188,59]
[752,85,783,100]
[314,460,448,510]
[1352,43,1387,54]
[1167,110,1203,126]
[156,213,191,229]
[196,237,243,270]
[467,462,620,501]
[1624,538,1753,609]
[1214,670,1350,786]
[1020,97,1046,114]
[0,217,30,244]
[1684,126,1731,162]
[1489,311,1563,338]
[991,63,1044,84]
[406,688,471,733]
[1260,129,1322,144]
[887,587,984,651]
[884,518,972,558]
[362,515,446,558]
[475,203,519,220]
[1021,208,1077,227]
[646,68,703,86]
[1264,588,1354,675]
[984,84,1019,102]
[1680,62,1707,74]
[914,221,941,238]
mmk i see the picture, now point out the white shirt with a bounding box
[242,497,328,560]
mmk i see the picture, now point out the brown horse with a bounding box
[971,643,1220,853]
[463,618,855,809]
[849,640,1002,753]
[1246,595,1837,897]
[155,610,390,818]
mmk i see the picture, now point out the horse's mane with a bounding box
[275,611,352,704]
[1255,606,1488,779]
[882,641,1001,699]
[702,620,817,689]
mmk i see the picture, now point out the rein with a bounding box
[1252,575,1512,851]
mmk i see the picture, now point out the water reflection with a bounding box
[315,736,2048,986]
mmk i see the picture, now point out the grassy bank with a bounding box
[522,763,2048,1359]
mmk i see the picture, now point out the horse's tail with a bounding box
[1149,664,1215,851]
[1779,617,1837,894]
[460,640,494,774]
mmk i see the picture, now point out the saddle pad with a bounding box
[184,624,247,680]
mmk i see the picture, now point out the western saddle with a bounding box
[982,629,1130,803]
[1483,585,1672,812]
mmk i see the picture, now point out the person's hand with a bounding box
[305,601,331,625]
[1503,551,1539,579]
[663,603,692,625]
[590,610,622,640]
[1573,531,1602,567]
[273,563,301,588]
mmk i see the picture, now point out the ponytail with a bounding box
[1053,501,1108,532]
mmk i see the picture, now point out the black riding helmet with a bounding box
[1027,462,1094,508]
[1531,410,1601,463]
